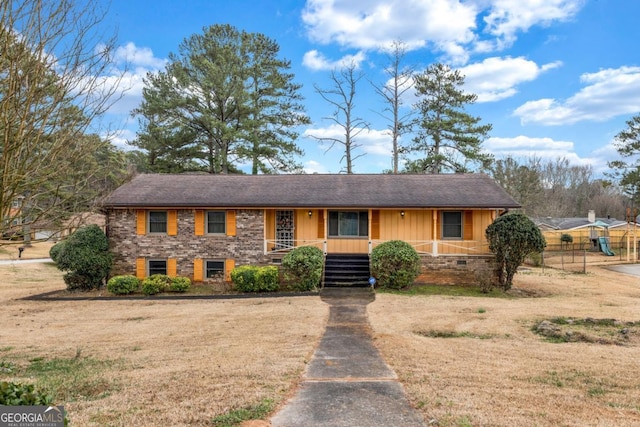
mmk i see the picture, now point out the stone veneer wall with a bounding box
[106,209,267,279]
[416,254,496,285]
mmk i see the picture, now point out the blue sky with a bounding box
[100,0,640,175]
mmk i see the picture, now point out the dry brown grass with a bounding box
[369,260,640,427]
[0,260,327,426]
[1,245,640,426]
[0,240,55,260]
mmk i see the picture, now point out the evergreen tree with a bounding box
[408,63,492,174]
[608,114,640,205]
[131,24,309,174]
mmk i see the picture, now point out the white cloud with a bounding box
[483,0,584,49]
[514,66,640,125]
[301,0,586,63]
[302,49,366,71]
[113,42,167,70]
[461,56,562,102]
[301,0,477,63]
[303,124,393,157]
[103,43,167,116]
[303,160,330,174]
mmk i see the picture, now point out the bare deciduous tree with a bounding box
[0,0,124,244]
[372,41,415,174]
[311,62,369,174]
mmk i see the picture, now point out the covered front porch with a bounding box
[262,208,497,257]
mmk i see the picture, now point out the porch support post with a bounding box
[432,209,438,256]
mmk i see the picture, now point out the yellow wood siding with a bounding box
[167,210,178,236]
[136,210,146,235]
[193,258,203,281]
[371,210,380,240]
[136,258,145,279]
[194,210,205,236]
[326,239,369,253]
[167,258,177,277]
[224,259,235,282]
[227,210,236,236]
[317,210,325,238]
[464,211,474,240]
[378,210,433,241]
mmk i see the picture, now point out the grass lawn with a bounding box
[1,244,639,426]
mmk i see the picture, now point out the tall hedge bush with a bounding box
[371,240,420,289]
[486,212,546,290]
[281,246,324,291]
[52,225,112,291]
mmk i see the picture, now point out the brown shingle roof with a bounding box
[102,173,520,209]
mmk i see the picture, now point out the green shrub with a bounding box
[141,274,172,295]
[255,266,279,292]
[281,246,324,291]
[53,225,112,291]
[107,275,140,295]
[371,240,420,290]
[486,213,546,290]
[49,241,66,263]
[169,276,191,292]
[231,265,280,292]
[230,265,257,291]
[0,381,53,405]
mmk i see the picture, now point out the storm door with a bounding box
[275,210,294,249]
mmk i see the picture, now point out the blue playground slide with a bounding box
[598,237,615,256]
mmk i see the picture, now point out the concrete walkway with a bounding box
[271,287,426,427]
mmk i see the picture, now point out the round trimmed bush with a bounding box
[231,265,280,292]
[281,246,324,291]
[141,274,172,295]
[49,240,66,263]
[371,240,420,289]
[53,225,112,290]
[170,277,191,292]
[107,275,140,295]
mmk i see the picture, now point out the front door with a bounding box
[276,210,294,249]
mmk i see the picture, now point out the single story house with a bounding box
[101,173,520,285]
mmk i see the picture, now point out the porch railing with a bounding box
[264,239,326,255]
[263,238,491,256]
[368,239,491,256]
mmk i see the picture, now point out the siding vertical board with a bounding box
[167,258,177,277]
[464,211,474,240]
[136,258,145,279]
[227,210,237,236]
[168,210,178,236]
[136,210,146,235]
[193,258,203,281]
[371,210,380,240]
[317,210,325,238]
[194,210,205,236]
[225,259,235,282]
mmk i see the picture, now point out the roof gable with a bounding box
[102,173,520,209]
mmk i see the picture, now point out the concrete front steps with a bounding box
[323,254,371,288]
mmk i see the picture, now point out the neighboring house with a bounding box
[533,216,639,252]
[101,173,520,284]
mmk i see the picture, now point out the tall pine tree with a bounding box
[407,63,492,174]
[131,24,309,174]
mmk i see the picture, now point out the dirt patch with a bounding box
[533,317,640,346]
